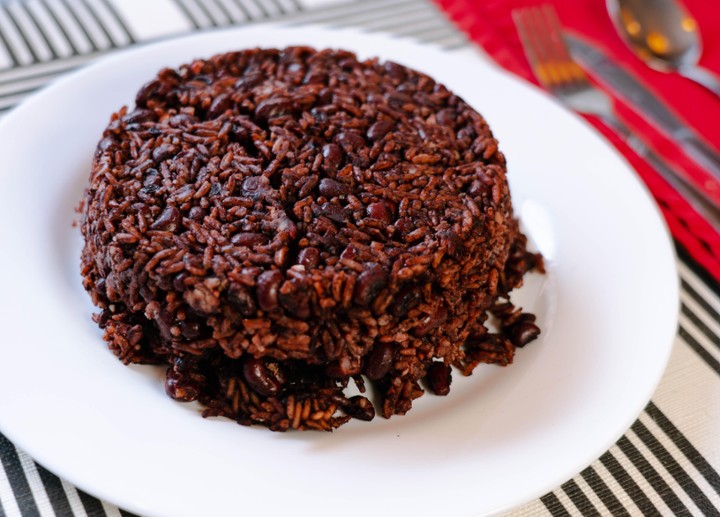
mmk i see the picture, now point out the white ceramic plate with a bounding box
[0,26,678,517]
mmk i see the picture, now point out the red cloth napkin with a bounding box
[435,0,720,282]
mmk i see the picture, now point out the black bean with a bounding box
[317,87,333,105]
[169,113,194,126]
[208,93,232,118]
[298,247,320,269]
[363,342,395,380]
[143,168,162,188]
[366,200,394,224]
[122,109,157,124]
[173,272,188,292]
[458,125,476,140]
[338,57,357,71]
[227,283,257,316]
[320,202,348,223]
[353,264,388,306]
[231,232,267,247]
[188,206,204,222]
[344,395,375,421]
[243,357,285,396]
[178,319,202,340]
[318,178,350,198]
[322,143,343,171]
[388,92,413,108]
[439,230,463,258]
[152,144,178,163]
[256,270,283,311]
[140,185,160,199]
[367,120,394,140]
[389,285,421,318]
[426,362,452,396]
[235,71,263,89]
[230,124,250,144]
[396,83,416,94]
[467,179,487,197]
[336,131,365,152]
[278,279,311,319]
[153,308,175,341]
[311,107,328,122]
[209,182,222,196]
[255,98,292,120]
[436,108,455,126]
[241,175,271,200]
[165,369,199,402]
[150,206,180,231]
[367,92,384,104]
[172,355,193,373]
[304,70,327,84]
[384,61,407,81]
[506,320,541,348]
[95,308,111,328]
[94,278,107,297]
[135,79,168,106]
[394,217,415,236]
[339,245,356,261]
[96,136,117,155]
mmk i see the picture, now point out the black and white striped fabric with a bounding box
[0,1,718,515]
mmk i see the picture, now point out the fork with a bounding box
[513,5,720,229]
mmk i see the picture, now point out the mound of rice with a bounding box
[80,47,541,431]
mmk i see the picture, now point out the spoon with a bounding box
[607,0,720,96]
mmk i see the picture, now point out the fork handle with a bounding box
[679,136,720,184]
[599,114,720,230]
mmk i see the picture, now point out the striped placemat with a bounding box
[0,1,718,516]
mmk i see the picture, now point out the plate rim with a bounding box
[0,24,679,517]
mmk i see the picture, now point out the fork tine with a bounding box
[514,7,563,89]
[540,5,586,84]
[532,6,572,86]
[513,5,586,90]
[513,8,553,88]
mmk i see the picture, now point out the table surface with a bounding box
[0,0,718,516]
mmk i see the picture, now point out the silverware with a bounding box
[607,0,720,96]
[513,5,720,229]
[566,35,720,185]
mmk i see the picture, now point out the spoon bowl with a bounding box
[607,0,720,96]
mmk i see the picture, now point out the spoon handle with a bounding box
[678,64,720,97]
